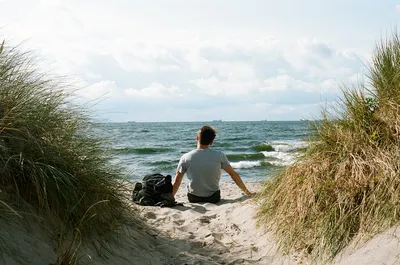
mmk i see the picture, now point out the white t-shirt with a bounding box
[177,148,230,197]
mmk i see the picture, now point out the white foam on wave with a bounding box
[269,159,294,166]
[231,161,261,169]
[270,140,308,152]
[260,140,308,166]
[261,151,296,166]
[230,140,309,169]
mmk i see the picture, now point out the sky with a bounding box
[0,0,399,122]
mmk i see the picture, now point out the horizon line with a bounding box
[91,119,316,123]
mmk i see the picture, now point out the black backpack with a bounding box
[132,173,178,207]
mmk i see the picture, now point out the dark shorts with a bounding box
[187,190,221,204]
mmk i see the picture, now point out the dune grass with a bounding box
[256,31,400,260]
[0,40,140,262]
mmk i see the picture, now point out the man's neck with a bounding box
[197,143,210,150]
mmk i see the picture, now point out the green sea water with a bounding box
[95,121,315,182]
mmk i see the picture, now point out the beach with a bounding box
[2,4,400,264]
[1,181,291,265]
[118,180,400,265]
[2,180,400,264]
[85,181,400,265]
[134,181,294,265]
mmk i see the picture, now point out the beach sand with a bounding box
[2,181,400,264]
[1,181,295,265]
[126,181,400,265]
[134,181,297,265]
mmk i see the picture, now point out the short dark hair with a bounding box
[198,125,216,145]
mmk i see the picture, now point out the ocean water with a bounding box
[95,121,315,182]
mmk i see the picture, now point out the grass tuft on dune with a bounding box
[0,40,140,262]
[256,31,400,260]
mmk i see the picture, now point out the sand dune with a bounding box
[2,181,400,264]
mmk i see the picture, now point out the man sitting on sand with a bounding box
[172,125,255,203]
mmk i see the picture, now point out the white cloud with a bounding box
[0,0,381,121]
[190,75,259,97]
[71,36,364,114]
[298,39,333,58]
[124,83,182,100]
[79,80,119,99]
[39,0,61,8]
[261,75,329,94]
[110,42,181,73]
[262,75,294,92]
[190,77,222,96]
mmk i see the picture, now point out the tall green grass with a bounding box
[257,31,400,260]
[0,39,139,261]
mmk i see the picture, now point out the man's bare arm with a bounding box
[172,171,185,196]
[224,165,255,195]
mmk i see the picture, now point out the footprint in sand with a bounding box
[173,219,185,226]
[143,212,157,219]
[177,224,192,233]
[230,223,240,231]
[188,233,196,240]
[172,213,181,219]
[170,213,186,226]
[198,214,217,224]
[211,232,224,240]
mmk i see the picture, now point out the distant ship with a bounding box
[212,119,222,122]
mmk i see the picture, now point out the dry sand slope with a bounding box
[3,181,400,265]
[136,182,298,265]
[135,181,400,265]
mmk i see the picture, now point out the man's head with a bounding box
[197,125,216,145]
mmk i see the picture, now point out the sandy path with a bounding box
[135,181,298,265]
[3,181,400,264]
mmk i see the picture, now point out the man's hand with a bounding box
[224,165,256,197]
[243,189,257,196]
